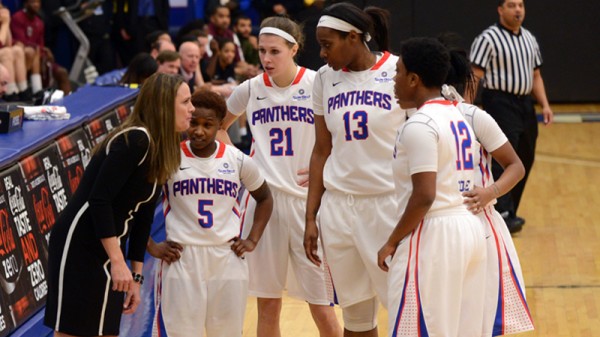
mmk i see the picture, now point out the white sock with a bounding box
[6,83,18,95]
[18,81,28,92]
[30,74,42,93]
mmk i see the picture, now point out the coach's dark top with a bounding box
[44,127,159,336]
[470,22,543,96]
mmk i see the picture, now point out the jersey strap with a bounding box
[262,72,272,87]
[421,99,454,108]
[342,51,391,72]
[215,141,226,159]
[262,66,306,87]
[181,140,194,158]
[371,51,391,70]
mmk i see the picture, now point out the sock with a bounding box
[6,83,18,95]
[30,74,42,93]
[17,81,28,92]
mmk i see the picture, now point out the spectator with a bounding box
[0,63,9,99]
[156,50,181,75]
[0,4,30,101]
[145,29,171,51]
[233,15,258,66]
[178,40,204,92]
[78,0,117,75]
[10,0,71,94]
[113,0,169,65]
[203,37,238,84]
[206,5,243,62]
[149,39,176,59]
[119,52,158,87]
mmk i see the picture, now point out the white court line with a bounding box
[536,154,600,168]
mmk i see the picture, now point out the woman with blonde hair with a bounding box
[44,73,194,337]
[220,15,342,337]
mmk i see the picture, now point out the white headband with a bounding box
[317,15,371,42]
[259,27,297,45]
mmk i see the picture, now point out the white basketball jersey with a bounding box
[393,99,480,215]
[456,102,507,189]
[313,52,406,195]
[227,66,316,198]
[163,140,264,246]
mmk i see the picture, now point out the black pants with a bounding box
[482,89,538,217]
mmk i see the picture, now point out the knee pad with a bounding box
[342,297,379,332]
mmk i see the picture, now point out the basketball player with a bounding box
[151,89,273,337]
[304,3,405,336]
[377,37,487,336]
[440,39,534,335]
[219,16,342,337]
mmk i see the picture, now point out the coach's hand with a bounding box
[304,219,321,267]
[123,282,141,314]
[110,260,133,292]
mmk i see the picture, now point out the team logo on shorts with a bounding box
[374,71,393,83]
[218,162,235,175]
[292,88,311,101]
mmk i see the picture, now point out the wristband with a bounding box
[132,272,144,285]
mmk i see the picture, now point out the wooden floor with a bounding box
[240,105,600,336]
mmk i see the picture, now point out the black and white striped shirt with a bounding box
[470,23,543,96]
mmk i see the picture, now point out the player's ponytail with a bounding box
[365,6,390,52]
[437,33,476,99]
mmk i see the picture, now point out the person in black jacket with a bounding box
[113,0,169,66]
[44,73,194,337]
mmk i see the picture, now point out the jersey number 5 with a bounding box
[270,127,294,156]
[197,199,214,228]
[450,121,474,170]
[343,110,368,141]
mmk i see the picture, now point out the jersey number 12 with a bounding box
[450,121,473,170]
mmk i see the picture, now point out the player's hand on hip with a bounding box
[123,282,141,314]
[377,242,397,272]
[304,219,321,267]
[150,241,183,264]
[462,185,490,214]
[110,260,133,292]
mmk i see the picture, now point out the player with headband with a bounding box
[220,16,342,337]
[304,3,406,336]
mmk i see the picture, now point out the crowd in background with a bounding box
[0,0,339,103]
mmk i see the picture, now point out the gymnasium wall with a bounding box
[366,0,600,102]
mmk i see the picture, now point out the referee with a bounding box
[469,0,553,233]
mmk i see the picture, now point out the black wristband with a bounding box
[132,272,144,285]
